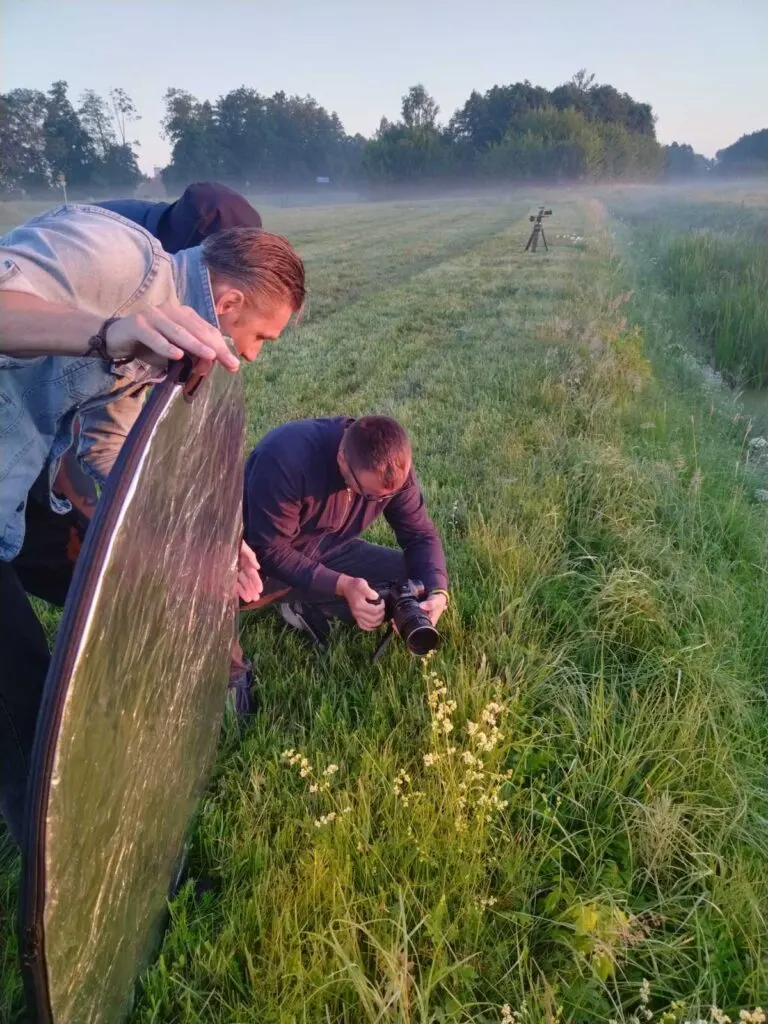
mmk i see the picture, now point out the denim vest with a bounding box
[0,204,219,561]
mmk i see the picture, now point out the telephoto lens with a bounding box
[385,581,440,656]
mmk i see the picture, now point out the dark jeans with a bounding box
[0,495,86,846]
[232,539,408,681]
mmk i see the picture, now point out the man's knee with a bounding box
[357,544,408,588]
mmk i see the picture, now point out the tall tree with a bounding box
[364,86,447,182]
[401,84,439,130]
[43,80,97,189]
[0,88,49,193]
[78,90,116,156]
[109,87,140,147]
[161,89,222,184]
[571,68,597,91]
[78,88,142,189]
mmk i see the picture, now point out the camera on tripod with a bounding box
[372,579,440,660]
[524,206,553,252]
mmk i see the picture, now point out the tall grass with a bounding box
[658,231,768,386]
[2,195,768,1023]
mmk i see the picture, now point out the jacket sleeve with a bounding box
[383,474,448,592]
[243,449,340,598]
[76,385,147,484]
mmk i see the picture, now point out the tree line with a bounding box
[1,82,142,196]
[714,129,768,177]
[2,73,754,199]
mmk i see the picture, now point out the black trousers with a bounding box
[0,496,86,846]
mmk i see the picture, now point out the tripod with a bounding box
[524,207,552,253]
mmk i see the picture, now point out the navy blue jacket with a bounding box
[243,418,449,598]
[98,181,262,253]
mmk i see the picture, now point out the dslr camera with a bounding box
[529,208,553,222]
[376,579,440,657]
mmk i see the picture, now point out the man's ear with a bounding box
[214,287,246,318]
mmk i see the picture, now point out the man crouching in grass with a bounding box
[231,415,449,689]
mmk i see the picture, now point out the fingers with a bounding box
[136,327,186,363]
[239,540,260,570]
[353,597,385,631]
[106,316,183,364]
[144,308,218,364]
[419,595,446,627]
[358,580,380,602]
[237,542,262,604]
[108,305,241,371]
[343,578,385,631]
[160,305,240,372]
[237,565,263,604]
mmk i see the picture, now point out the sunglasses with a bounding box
[343,440,403,502]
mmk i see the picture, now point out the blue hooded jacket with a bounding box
[98,181,262,254]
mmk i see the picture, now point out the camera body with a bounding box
[529,208,553,222]
[377,578,440,657]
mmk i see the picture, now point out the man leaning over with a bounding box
[0,202,305,843]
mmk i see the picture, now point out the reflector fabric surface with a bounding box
[22,361,245,1023]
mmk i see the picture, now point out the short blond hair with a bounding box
[202,228,305,313]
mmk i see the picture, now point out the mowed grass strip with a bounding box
[2,196,767,1023]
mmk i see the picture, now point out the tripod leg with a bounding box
[541,228,548,251]
[524,232,533,252]
[531,228,539,253]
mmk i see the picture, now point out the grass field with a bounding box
[2,189,768,1022]
[606,185,768,389]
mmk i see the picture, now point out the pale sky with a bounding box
[1,0,766,174]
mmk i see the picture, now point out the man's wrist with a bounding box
[428,588,449,605]
[86,316,122,361]
[335,574,352,598]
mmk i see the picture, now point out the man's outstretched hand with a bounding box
[237,540,263,603]
[336,574,385,631]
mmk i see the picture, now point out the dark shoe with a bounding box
[279,601,331,648]
[227,661,255,715]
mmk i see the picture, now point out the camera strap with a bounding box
[372,626,395,664]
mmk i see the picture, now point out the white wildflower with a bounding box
[710,1008,731,1024]
[739,1011,765,1024]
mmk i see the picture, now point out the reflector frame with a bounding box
[20,357,245,1023]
